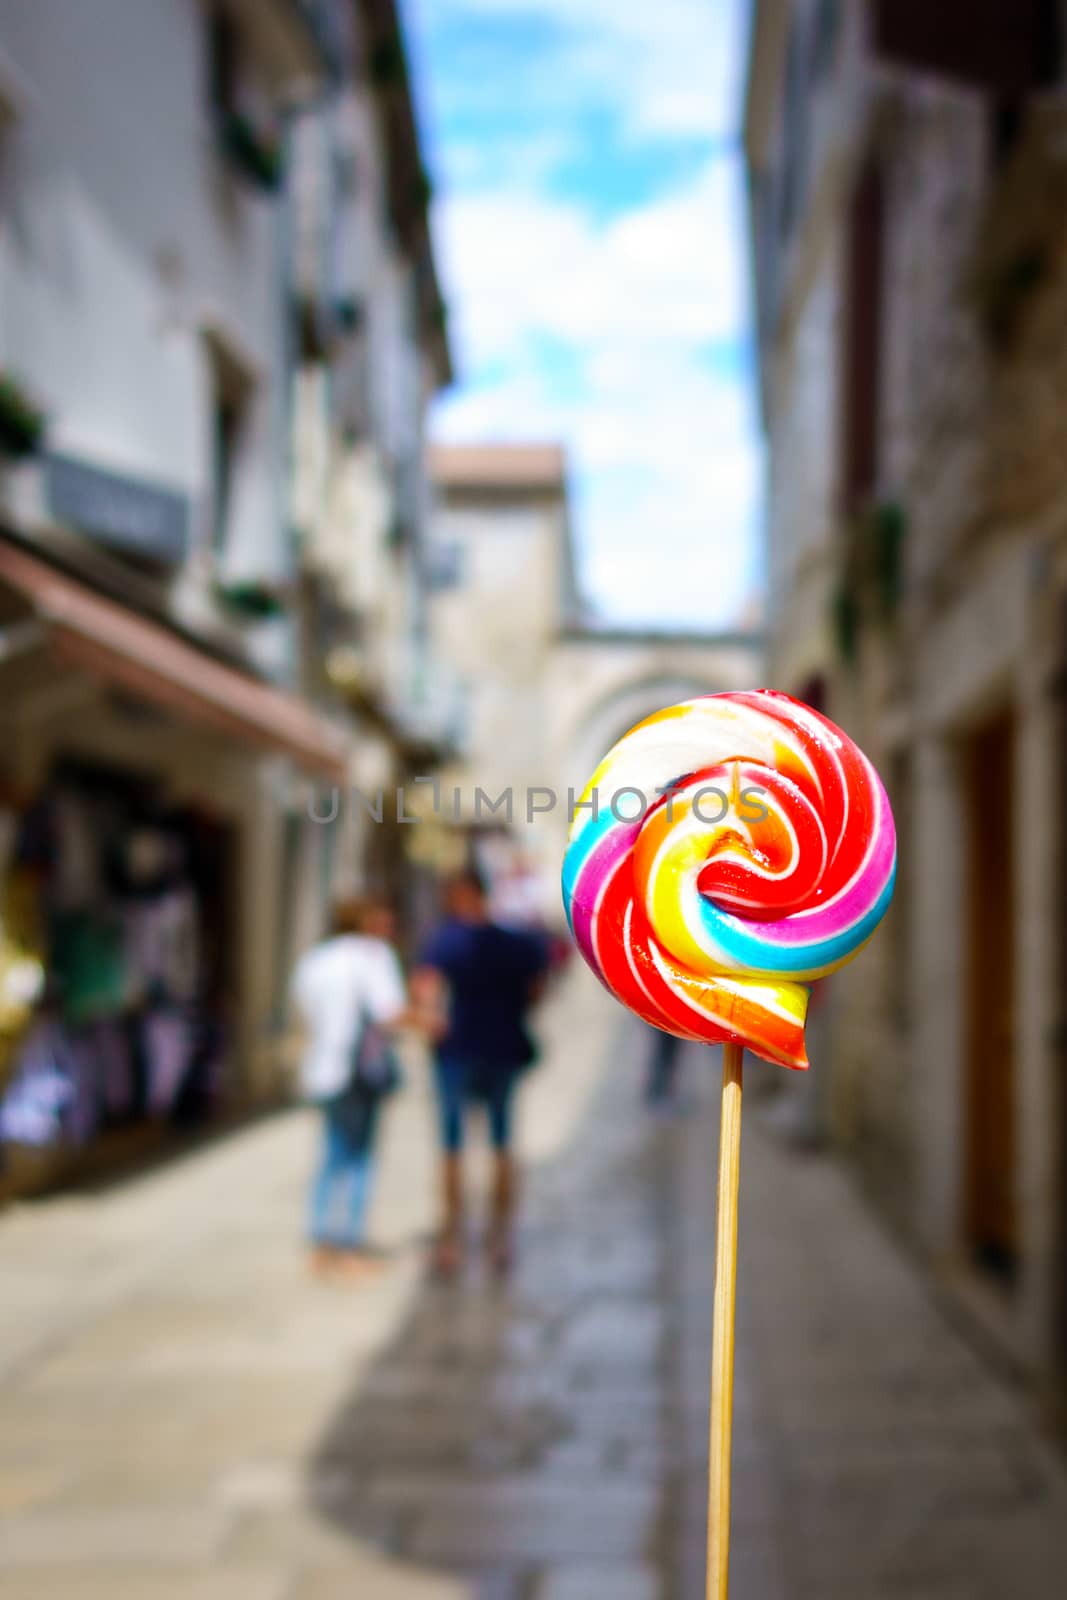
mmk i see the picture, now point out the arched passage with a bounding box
[538,633,764,911]
[568,670,723,801]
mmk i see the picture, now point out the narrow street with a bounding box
[2,971,1067,1599]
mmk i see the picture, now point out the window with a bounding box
[211,391,241,556]
[887,749,911,1034]
[873,0,1062,93]
[426,540,464,592]
[796,673,827,716]
[810,0,842,82]
[203,328,253,558]
[777,21,807,243]
[990,97,1026,168]
[333,316,371,443]
[841,159,885,515]
[208,7,239,119]
[205,7,283,193]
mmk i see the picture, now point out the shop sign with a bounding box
[44,453,189,565]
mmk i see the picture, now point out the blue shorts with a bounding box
[434,1055,516,1153]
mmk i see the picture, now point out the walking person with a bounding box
[414,869,549,1277]
[644,1024,683,1109]
[291,896,407,1281]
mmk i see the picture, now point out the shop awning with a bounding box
[0,539,348,783]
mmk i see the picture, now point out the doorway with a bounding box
[962,709,1018,1285]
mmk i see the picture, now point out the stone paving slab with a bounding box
[300,1025,676,1592]
[0,1505,231,1567]
[290,1563,475,1600]
[224,1508,400,1568]
[666,1053,1067,1600]
[535,1565,662,1600]
[0,1464,71,1517]
[741,1117,1067,1597]
[407,1508,651,1567]
[0,1570,289,1600]
[3,988,1067,1599]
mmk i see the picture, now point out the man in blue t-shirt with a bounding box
[414,869,548,1276]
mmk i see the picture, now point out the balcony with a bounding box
[386,651,468,761]
[0,372,46,461]
[288,111,365,348]
[324,639,466,763]
[332,322,372,442]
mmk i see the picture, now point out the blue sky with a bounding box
[404,0,763,631]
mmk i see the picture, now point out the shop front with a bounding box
[0,537,348,1198]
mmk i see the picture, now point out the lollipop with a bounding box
[561,690,896,1599]
[562,689,896,1067]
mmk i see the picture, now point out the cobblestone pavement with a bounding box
[2,969,1067,1598]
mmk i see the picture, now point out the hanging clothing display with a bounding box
[0,766,233,1174]
[142,1008,194,1116]
[51,910,128,1024]
[124,887,200,1005]
[0,1020,83,1148]
[0,804,47,1095]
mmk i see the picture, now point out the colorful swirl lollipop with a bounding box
[562,689,896,1069]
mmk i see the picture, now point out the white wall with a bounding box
[0,0,288,583]
[430,497,565,799]
[289,61,432,729]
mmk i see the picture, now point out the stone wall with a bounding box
[755,9,1067,1387]
[825,72,991,1209]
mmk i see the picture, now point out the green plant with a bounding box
[869,501,906,621]
[831,583,860,665]
[0,373,46,457]
[333,296,362,334]
[370,36,405,87]
[387,512,410,550]
[219,112,284,193]
[215,579,287,620]
[831,498,907,663]
[411,168,434,210]
[982,245,1047,349]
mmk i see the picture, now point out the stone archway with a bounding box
[540,629,764,907]
[550,631,764,796]
[568,670,723,802]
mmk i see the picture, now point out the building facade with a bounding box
[426,444,764,923]
[285,0,454,939]
[746,0,1067,1410]
[0,0,450,1191]
[424,445,575,913]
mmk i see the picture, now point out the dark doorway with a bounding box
[962,710,1018,1285]
[841,157,885,516]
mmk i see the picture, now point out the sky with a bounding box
[404,0,763,632]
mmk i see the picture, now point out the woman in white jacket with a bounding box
[291,898,408,1280]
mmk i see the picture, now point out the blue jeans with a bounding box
[308,1092,379,1248]
[646,1029,682,1105]
[435,1054,515,1153]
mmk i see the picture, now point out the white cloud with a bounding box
[579,447,764,627]
[418,0,763,629]
[431,151,762,627]
[433,155,750,368]
[434,353,764,630]
[429,0,748,146]
[572,400,765,630]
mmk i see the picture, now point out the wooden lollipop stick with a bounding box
[707,1041,744,1600]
